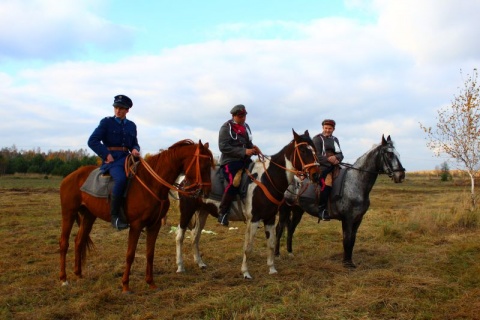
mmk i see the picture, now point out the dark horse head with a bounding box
[378,135,405,183]
[289,129,320,183]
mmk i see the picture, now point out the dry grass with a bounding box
[0,173,480,319]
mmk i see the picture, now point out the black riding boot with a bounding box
[110,195,129,230]
[318,186,332,221]
[218,193,235,227]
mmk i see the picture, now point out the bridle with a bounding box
[256,141,319,181]
[125,144,212,202]
[179,144,212,194]
[380,145,406,177]
[246,140,320,206]
[340,144,405,177]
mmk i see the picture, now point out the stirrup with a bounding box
[218,214,229,227]
[112,218,129,231]
[321,209,330,221]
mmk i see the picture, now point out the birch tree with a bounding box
[419,69,480,210]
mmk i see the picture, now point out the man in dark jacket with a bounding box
[88,95,141,230]
[217,104,258,226]
[312,119,343,221]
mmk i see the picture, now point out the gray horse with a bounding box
[275,134,405,268]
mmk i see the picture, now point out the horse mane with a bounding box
[353,138,395,167]
[168,139,196,149]
[270,132,315,160]
[145,139,196,171]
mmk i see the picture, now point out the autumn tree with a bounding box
[420,68,480,210]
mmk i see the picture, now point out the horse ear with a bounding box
[387,135,391,142]
[382,134,387,145]
[204,142,209,149]
[304,130,310,137]
[198,140,203,146]
[292,128,299,139]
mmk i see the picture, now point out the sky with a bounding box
[1,0,479,172]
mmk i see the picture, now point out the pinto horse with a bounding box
[275,135,405,268]
[176,129,320,279]
[59,140,214,293]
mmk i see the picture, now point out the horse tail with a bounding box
[77,208,96,267]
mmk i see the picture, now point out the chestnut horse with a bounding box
[59,140,214,293]
[275,135,406,268]
[176,129,320,279]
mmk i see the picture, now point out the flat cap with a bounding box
[230,104,247,116]
[322,119,336,128]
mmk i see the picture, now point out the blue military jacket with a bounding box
[88,116,140,172]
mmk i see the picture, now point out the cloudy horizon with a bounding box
[2,0,479,172]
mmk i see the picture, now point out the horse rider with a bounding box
[217,104,258,227]
[312,119,343,221]
[88,95,141,230]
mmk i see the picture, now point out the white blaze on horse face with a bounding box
[284,156,296,183]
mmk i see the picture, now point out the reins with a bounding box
[245,141,319,207]
[124,144,211,202]
[339,162,382,175]
[256,142,319,180]
[340,144,406,177]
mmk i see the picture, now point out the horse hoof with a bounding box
[343,261,357,269]
[200,265,207,270]
[269,268,278,275]
[243,272,252,280]
[122,290,133,295]
[61,281,69,287]
[176,268,186,273]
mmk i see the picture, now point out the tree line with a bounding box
[0,146,100,177]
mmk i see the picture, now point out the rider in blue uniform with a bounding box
[88,95,141,230]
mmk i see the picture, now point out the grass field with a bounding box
[0,173,479,319]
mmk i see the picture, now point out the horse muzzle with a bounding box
[392,170,405,183]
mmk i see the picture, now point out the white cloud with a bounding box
[0,0,134,60]
[376,0,480,64]
[1,0,479,172]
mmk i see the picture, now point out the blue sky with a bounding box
[1,0,479,171]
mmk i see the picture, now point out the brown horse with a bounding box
[59,139,214,293]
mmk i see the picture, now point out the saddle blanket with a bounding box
[80,168,113,198]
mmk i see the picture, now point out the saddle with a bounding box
[80,160,140,198]
[293,166,347,216]
[80,168,113,198]
[208,163,256,202]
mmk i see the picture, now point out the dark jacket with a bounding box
[218,120,253,166]
[88,116,140,171]
[312,133,343,168]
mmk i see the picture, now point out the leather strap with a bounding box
[108,147,129,152]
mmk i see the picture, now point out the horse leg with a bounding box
[275,204,289,257]
[287,206,304,255]
[191,210,209,269]
[241,219,260,279]
[59,208,77,286]
[265,222,278,275]
[175,225,187,273]
[342,218,362,268]
[145,222,162,290]
[122,226,143,293]
[176,196,202,273]
[74,210,96,278]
